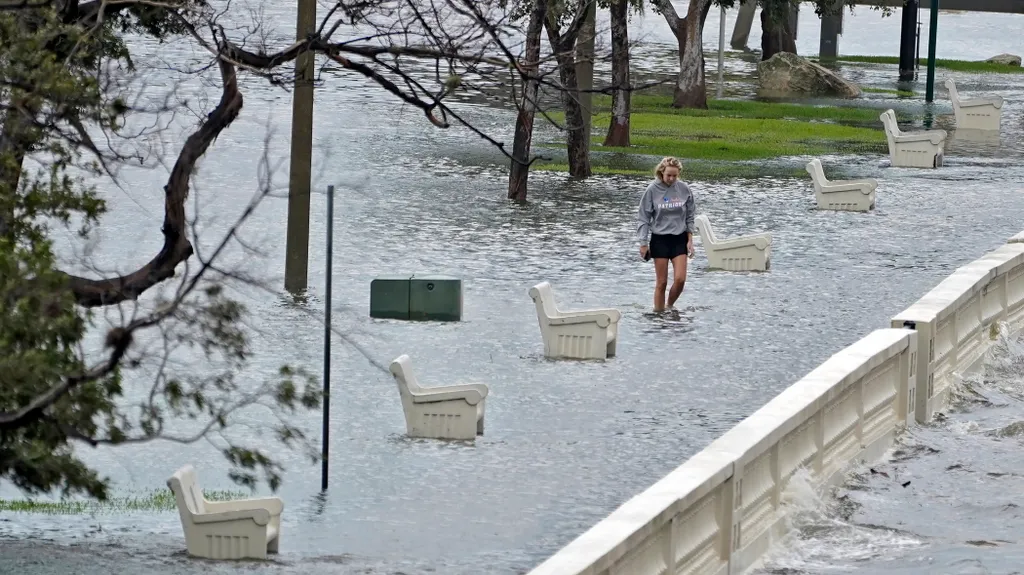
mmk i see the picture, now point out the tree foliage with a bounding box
[0,1,322,500]
[1,0,567,501]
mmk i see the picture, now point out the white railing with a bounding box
[892,242,1024,423]
[527,230,1024,575]
[527,328,916,575]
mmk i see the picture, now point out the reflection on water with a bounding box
[2,4,1024,575]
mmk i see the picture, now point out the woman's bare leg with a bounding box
[667,254,689,308]
[653,257,669,311]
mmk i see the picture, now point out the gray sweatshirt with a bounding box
[636,179,696,246]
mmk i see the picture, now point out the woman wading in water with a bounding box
[636,157,696,312]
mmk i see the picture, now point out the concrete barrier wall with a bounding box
[527,232,1024,575]
[893,242,1024,423]
[527,329,916,575]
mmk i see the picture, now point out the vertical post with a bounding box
[717,6,725,99]
[285,0,317,293]
[818,0,843,61]
[898,0,919,81]
[925,0,939,102]
[576,0,597,144]
[731,0,756,50]
[321,184,334,491]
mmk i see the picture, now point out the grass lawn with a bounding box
[862,86,916,97]
[592,94,884,122]
[832,55,1024,74]
[535,96,886,178]
[0,488,246,514]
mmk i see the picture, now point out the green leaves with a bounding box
[1,1,321,501]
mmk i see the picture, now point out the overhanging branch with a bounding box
[58,52,243,307]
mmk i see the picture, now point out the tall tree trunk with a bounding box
[653,0,713,109]
[508,0,547,202]
[544,3,593,178]
[603,0,631,147]
[576,0,596,147]
[760,3,798,61]
[0,103,36,240]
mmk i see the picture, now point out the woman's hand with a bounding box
[640,245,649,259]
[687,238,695,258]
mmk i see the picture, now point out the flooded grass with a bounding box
[598,113,883,160]
[833,55,1024,74]
[533,159,807,180]
[0,489,246,514]
[590,95,884,123]
[537,96,887,175]
[538,109,883,177]
[862,86,917,97]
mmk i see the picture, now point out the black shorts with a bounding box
[649,232,690,260]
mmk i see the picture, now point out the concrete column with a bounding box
[730,0,757,50]
[819,0,844,60]
[899,0,920,80]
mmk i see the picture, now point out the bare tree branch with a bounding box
[59,46,243,307]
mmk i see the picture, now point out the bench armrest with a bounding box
[893,130,946,145]
[205,497,283,516]
[549,311,619,327]
[960,96,1003,108]
[194,508,271,526]
[412,384,489,405]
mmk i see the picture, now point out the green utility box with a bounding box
[370,274,462,322]
[369,276,412,320]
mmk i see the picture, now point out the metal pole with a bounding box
[321,184,334,491]
[717,6,725,99]
[925,0,939,102]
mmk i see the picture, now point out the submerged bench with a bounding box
[880,108,946,169]
[390,354,488,440]
[529,281,620,360]
[167,464,283,560]
[805,158,877,212]
[945,77,1003,132]
[695,214,772,272]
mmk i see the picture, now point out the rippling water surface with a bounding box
[2,3,1024,574]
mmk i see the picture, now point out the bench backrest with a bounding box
[805,158,827,186]
[168,464,206,522]
[528,281,560,320]
[390,354,425,411]
[944,78,961,107]
[695,214,718,245]
[879,109,899,151]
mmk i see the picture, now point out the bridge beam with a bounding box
[859,0,1023,13]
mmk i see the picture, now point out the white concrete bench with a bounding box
[805,158,877,212]
[945,78,1002,132]
[167,464,283,560]
[695,214,772,272]
[528,281,620,360]
[389,354,488,440]
[879,108,946,168]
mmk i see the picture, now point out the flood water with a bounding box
[2,3,1024,574]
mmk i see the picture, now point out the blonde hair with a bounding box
[654,156,682,182]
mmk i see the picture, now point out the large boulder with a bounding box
[985,53,1021,66]
[757,52,861,98]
